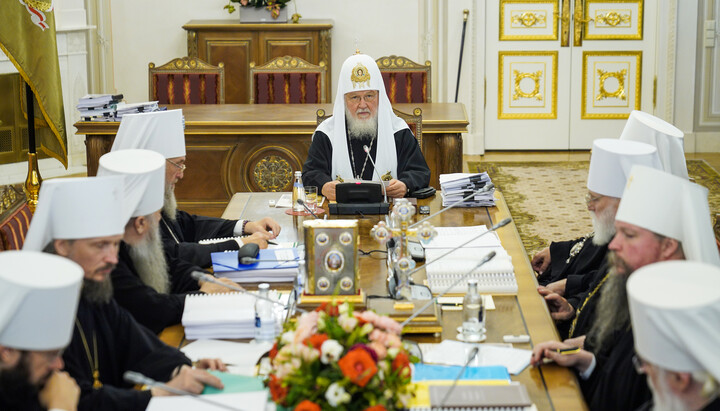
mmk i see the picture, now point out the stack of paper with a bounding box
[76,94,123,121]
[114,101,160,120]
[181,292,256,339]
[420,340,532,375]
[439,172,495,207]
[212,248,300,283]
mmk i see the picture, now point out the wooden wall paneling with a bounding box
[197,33,255,104]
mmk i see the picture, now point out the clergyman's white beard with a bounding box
[128,217,170,294]
[345,106,378,140]
[591,205,617,245]
[648,369,687,411]
[163,186,178,222]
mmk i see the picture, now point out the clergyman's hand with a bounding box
[531,340,594,373]
[241,232,270,249]
[385,179,407,198]
[195,358,228,372]
[38,371,80,411]
[321,181,340,201]
[531,247,551,274]
[546,279,567,296]
[537,287,575,321]
[244,217,281,239]
[152,365,223,397]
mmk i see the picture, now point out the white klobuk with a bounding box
[619,110,688,179]
[111,109,186,159]
[587,138,662,198]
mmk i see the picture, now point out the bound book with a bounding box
[211,248,300,283]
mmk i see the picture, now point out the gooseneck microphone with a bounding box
[296,199,319,219]
[406,217,511,279]
[439,346,480,407]
[239,256,300,265]
[363,145,389,204]
[123,371,242,411]
[236,243,260,265]
[409,183,495,229]
[400,251,497,328]
[190,271,307,313]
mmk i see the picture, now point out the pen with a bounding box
[555,347,581,355]
[267,241,277,245]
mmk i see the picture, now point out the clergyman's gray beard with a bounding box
[163,186,178,222]
[82,277,113,304]
[128,217,170,294]
[591,205,617,245]
[587,252,632,352]
[345,107,378,140]
[648,369,688,411]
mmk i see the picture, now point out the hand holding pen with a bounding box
[531,340,595,373]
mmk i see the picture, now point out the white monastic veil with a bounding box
[315,54,409,182]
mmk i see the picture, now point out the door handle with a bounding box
[573,0,593,46]
[560,0,570,47]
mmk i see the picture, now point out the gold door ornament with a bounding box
[584,0,643,40]
[581,51,641,119]
[253,155,293,192]
[500,0,559,41]
[499,51,558,119]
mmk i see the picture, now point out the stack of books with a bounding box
[76,94,123,122]
[439,172,495,207]
[181,292,256,339]
[211,248,301,283]
[114,101,160,120]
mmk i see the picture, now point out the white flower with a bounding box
[320,339,344,364]
[281,331,294,345]
[339,302,350,314]
[387,347,400,358]
[338,313,358,333]
[360,322,374,336]
[325,382,351,407]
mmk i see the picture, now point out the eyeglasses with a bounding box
[632,355,646,374]
[585,193,604,205]
[166,158,186,171]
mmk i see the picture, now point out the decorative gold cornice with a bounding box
[149,56,223,71]
[375,55,431,70]
[250,55,324,71]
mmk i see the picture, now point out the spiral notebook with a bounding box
[424,251,517,295]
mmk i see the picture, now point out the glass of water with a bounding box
[304,186,318,212]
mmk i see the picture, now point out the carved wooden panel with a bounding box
[498,51,558,119]
[581,51,642,119]
[499,0,559,41]
[203,37,253,104]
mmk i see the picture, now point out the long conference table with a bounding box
[74,103,468,217]
[212,190,588,410]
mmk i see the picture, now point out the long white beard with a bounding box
[345,106,378,140]
[591,205,617,245]
[648,369,688,411]
[128,215,170,294]
[163,186,178,222]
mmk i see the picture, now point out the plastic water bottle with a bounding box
[292,171,305,212]
[254,283,276,343]
[462,279,485,342]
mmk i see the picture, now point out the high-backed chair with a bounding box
[249,56,327,104]
[316,107,423,149]
[375,55,431,104]
[148,57,225,104]
[0,185,32,251]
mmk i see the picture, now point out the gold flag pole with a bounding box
[23,82,42,212]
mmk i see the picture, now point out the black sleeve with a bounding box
[302,131,334,189]
[162,212,239,268]
[167,255,204,295]
[394,128,431,192]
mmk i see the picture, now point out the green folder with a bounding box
[201,371,265,395]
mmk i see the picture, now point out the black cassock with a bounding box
[302,128,431,193]
[556,263,609,340]
[63,298,191,411]
[580,327,651,411]
[111,241,204,334]
[537,235,609,286]
[0,388,44,411]
[160,210,241,268]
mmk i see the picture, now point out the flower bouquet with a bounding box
[224,0,291,19]
[266,302,416,410]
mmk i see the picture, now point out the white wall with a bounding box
[109,0,422,103]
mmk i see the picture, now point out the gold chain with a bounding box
[568,272,610,338]
[75,319,102,389]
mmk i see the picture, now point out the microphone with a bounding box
[400,251,496,328]
[239,256,299,265]
[123,371,242,411]
[296,199,319,219]
[409,183,495,229]
[363,145,389,204]
[439,346,480,407]
[191,271,307,313]
[237,243,259,265]
[407,217,511,279]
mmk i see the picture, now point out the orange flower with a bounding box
[303,333,329,349]
[268,374,287,403]
[338,347,378,387]
[364,406,387,411]
[294,400,321,411]
[392,351,410,375]
[315,302,340,316]
[269,341,279,360]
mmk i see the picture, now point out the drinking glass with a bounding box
[304,186,318,212]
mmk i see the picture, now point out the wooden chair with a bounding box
[148,57,225,104]
[714,214,720,254]
[0,185,32,251]
[249,56,327,104]
[315,107,423,149]
[375,55,431,104]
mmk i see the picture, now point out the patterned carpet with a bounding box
[468,160,720,257]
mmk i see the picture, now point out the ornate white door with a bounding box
[485,0,656,150]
